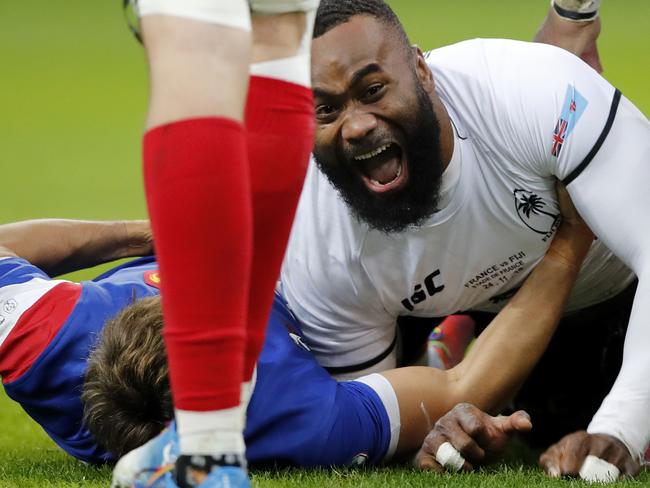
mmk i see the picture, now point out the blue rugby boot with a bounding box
[172,453,250,488]
[111,421,179,488]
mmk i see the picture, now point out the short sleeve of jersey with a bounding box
[0,256,49,288]
[245,296,394,467]
[0,257,70,361]
[428,39,618,183]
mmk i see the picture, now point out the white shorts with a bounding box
[137,0,251,31]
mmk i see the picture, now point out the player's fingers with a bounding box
[582,434,640,479]
[443,416,485,463]
[539,445,562,478]
[497,410,532,435]
[414,447,444,473]
[435,441,474,473]
[557,432,590,477]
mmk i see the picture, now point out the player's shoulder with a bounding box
[0,256,50,288]
[426,38,579,71]
[0,257,82,383]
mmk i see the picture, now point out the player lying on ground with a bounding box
[0,190,589,472]
[279,0,650,479]
[104,191,595,486]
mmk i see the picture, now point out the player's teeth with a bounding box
[355,143,391,161]
[396,165,402,177]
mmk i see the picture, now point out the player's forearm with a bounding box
[383,223,592,455]
[587,274,650,462]
[449,253,581,412]
[0,219,152,276]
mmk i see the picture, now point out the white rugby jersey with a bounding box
[282,39,632,369]
[283,38,650,458]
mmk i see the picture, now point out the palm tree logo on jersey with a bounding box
[514,189,560,235]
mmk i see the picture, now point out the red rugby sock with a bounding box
[243,76,315,381]
[144,117,252,411]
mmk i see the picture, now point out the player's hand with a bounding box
[123,220,154,257]
[414,403,532,472]
[534,9,603,73]
[539,431,640,482]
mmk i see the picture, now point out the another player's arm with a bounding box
[534,0,602,72]
[0,219,152,276]
[380,187,594,457]
[543,100,650,477]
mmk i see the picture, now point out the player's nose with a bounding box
[341,110,378,143]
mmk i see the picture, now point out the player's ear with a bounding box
[413,45,434,92]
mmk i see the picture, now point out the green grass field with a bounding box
[1,0,649,486]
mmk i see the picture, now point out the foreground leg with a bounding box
[139,2,253,486]
[241,9,317,401]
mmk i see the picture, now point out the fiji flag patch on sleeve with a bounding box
[551,84,588,158]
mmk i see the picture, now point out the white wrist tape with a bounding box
[250,0,320,14]
[552,0,601,21]
[137,0,251,31]
[435,442,466,472]
[579,455,620,483]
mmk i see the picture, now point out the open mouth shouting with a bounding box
[353,142,408,194]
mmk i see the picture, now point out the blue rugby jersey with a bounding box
[0,256,159,463]
[0,257,393,466]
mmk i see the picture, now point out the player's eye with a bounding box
[364,83,384,99]
[316,104,339,121]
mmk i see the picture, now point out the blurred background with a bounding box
[0,0,648,479]
[1,1,648,278]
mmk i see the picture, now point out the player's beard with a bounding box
[314,80,444,234]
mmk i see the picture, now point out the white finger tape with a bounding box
[435,441,466,472]
[579,455,620,483]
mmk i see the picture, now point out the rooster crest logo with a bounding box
[514,190,560,234]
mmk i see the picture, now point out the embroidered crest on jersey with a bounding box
[551,84,588,158]
[143,270,161,289]
[514,190,560,236]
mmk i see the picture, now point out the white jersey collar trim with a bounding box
[436,125,462,210]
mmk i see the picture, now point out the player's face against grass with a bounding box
[311,15,444,233]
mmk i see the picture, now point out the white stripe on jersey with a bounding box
[355,373,401,461]
[0,278,71,348]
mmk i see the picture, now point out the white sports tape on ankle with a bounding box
[552,0,601,21]
[138,0,251,31]
[250,0,320,15]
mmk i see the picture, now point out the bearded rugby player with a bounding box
[280,0,650,480]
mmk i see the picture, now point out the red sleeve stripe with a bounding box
[0,282,82,383]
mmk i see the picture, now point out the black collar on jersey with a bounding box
[324,334,398,376]
[564,89,621,186]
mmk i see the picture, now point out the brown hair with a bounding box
[82,295,172,458]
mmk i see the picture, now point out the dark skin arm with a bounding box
[534,7,603,73]
[0,219,153,276]
[381,184,594,461]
